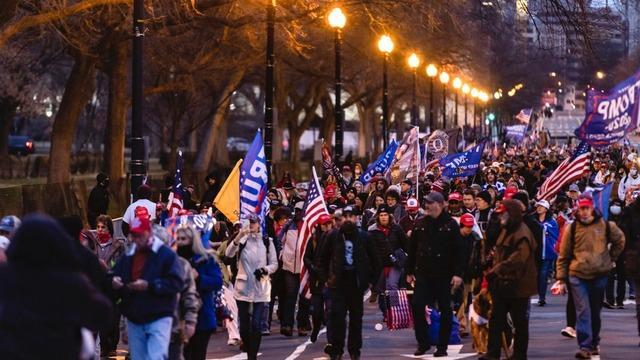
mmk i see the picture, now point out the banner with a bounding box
[427,130,450,159]
[240,132,269,224]
[439,143,485,178]
[576,69,640,147]
[359,140,398,184]
[387,127,420,184]
[505,125,528,142]
[214,159,242,223]
[321,142,348,192]
[164,214,216,247]
[592,182,613,220]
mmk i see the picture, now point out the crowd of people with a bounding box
[1,142,640,360]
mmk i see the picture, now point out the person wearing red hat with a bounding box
[112,216,184,360]
[303,214,335,345]
[448,192,464,220]
[399,198,423,234]
[455,213,483,337]
[554,196,626,359]
[325,185,345,214]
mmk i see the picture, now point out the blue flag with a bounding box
[240,131,269,225]
[592,182,613,220]
[360,140,398,184]
[439,143,485,178]
[576,69,640,147]
[505,125,527,142]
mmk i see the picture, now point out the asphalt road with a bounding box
[200,293,639,360]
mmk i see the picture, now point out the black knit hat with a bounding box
[476,190,492,205]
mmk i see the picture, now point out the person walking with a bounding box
[406,191,466,357]
[112,216,184,360]
[122,184,157,236]
[318,210,381,360]
[88,172,110,229]
[620,195,640,347]
[534,200,559,306]
[554,197,625,359]
[481,199,538,360]
[225,214,278,360]
[176,226,223,360]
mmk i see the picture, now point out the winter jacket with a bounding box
[536,215,559,261]
[87,184,109,226]
[171,257,201,339]
[406,211,466,279]
[112,237,184,324]
[556,215,625,280]
[318,224,381,292]
[190,255,223,331]
[279,219,303,273]
[399,212,424,234]
[367,222,408,267]
[488,223,538,298]
[621,202,640,279]
[303,229,330,294]
[225,231,278,303]
[617,173,640,201]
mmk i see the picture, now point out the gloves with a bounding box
[254,268,268,281]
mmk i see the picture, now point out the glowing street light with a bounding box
[596,71,605,79]
[439,71,450,128]
[328,7,346,159]
[426,64,438,131]
[327,7,346,29]
[407,53,420,127]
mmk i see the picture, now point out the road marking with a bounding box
[208,353,262,360]
[400,345,476,359]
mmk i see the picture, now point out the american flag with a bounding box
[385,289,414,330]
[298,167,330,299]
[536,142,591,200]
[321,142,348,192]
[515,108,532,124]
[167,151,185,216]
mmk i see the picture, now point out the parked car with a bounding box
[227,137,251,152]
[8,135,35,156]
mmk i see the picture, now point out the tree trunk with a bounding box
[193,70,243,174]
[48,54,96,184]
[103,42,127,182]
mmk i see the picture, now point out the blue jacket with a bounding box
[537,215,559,261]
[113,238,184,324]
[191,255,223,331]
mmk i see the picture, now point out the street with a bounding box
[200,293,639,360]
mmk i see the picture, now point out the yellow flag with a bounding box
[213,159,242,223]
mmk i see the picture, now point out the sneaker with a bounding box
[433,348,448,357]
[590,346,600,355]
[602,301,615,309]
[261,329,271,336]
[414,346,431,356]
[227,338,241,346]
[561,327,577,338]
[617,303,625,309]
[538,300,546,307]
[280,326,293,337]
[575,349,591,359]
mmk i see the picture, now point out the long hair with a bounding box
[176,226,213,259]
[96,215,114,236]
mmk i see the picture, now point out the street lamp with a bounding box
[462,83,470,128]
[471,88,479,137]
[131,0,147,194]
[378,35,394,148]
[439,71,450,128]
[328,7,346,161]
[596,71,605,79]
[407,53,420,128]
[426,64,438,133]
[264,0,276,184]
[452,77,462,127]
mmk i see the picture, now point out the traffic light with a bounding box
[488,113,496,121]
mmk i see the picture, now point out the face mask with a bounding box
[631,169,638,176]
[610,205,622,215]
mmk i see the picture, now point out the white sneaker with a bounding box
[227,338,240,346]
[561,327,577,338]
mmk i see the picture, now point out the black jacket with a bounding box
[303,229,330,294]
[367,222,408,267]
[406,211,466,279]
[318,223,381,292]
[87,184,109,225]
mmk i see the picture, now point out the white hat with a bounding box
[628,153,638,162]
[0,235,10,250]
[535,200,550,210]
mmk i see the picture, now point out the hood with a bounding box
[6,214,81,270]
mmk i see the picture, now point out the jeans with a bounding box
[568,275,608,351]
[329,271,363,356]
[487,296,530,360]
[566,285,576,328]
[237,301,266,360]
[281,270,311,330]
[127,316,173,360]
[538,259,554,302]
[311,288,332,341]
[412,277,453,350]
[376,266,402,315]
[606,258,626,305]
[183,330,213,360]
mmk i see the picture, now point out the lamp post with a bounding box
[378,35,393,148]
[426,64,438,133]
[408,53,420,128]
[439,71,450,129]
[130,0,147,195]
[452,77,462,127]
[462,83,470,128]
[264,0,276,184]
[471,87,479,138]
[328,7,346,161]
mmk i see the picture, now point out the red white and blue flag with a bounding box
[167,151,185,216]
[385,289,414,330]
[515,108,532,124]
[536,142,591,200]
[298,167,329,299]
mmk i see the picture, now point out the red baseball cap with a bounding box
[577,197,594,208]
[504,186,518,199]
[324,185,337,198]
[494,203,506,214]
[406,197,420,211]
[317,214,333,225]
[448,192,463,202]
[130,216,151,235]
[460,213,475,228]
